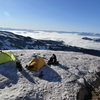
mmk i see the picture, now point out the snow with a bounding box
[0,39,12,50]
[0,31,18,39]
[0,50,100,100]
[26,41,35,45]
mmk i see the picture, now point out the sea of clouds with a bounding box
[9,30,100,50]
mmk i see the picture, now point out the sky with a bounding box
[0,0,100,33]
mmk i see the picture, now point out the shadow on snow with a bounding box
[40,66,62,82]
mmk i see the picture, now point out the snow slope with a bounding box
[0,50,100,100]
[0,31,64,50]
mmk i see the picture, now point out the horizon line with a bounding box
[0,27,100,34]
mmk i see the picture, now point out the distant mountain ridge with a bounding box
[82,37,100,42]
[0,27,100,37]
[0,27,34,32]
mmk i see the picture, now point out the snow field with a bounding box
[0,50,100,100]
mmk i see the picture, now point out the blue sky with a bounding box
[0,0,100,33]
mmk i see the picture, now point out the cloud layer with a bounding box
[10,30,100,50]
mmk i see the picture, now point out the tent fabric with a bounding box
[0,52,16,64]
[28,56,47,71]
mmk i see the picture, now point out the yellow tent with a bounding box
[27,56,47,71]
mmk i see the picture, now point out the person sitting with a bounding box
[48,54,59,65]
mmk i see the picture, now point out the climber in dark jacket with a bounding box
[48,54,59,65]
